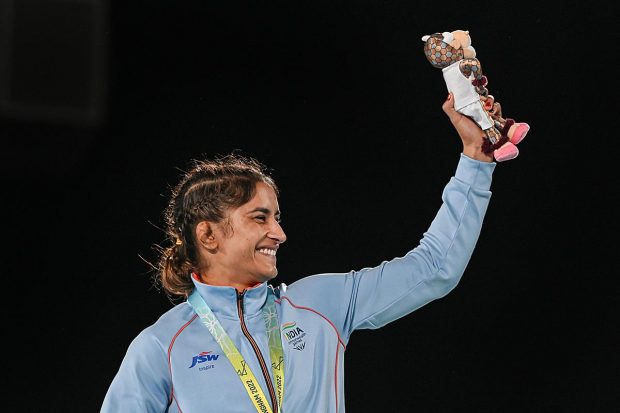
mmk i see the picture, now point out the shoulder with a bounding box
[275,271,354,304]
[130,301,196,354]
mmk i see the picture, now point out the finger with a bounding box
[492,102,502,117]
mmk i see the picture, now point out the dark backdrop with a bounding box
[3,1,616,411]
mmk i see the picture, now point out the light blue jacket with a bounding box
[101,154,496,412]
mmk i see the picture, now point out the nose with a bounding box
[268,220,287,244]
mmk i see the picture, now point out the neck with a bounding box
[195,272,260,293]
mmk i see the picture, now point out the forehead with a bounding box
[241,181,279,210]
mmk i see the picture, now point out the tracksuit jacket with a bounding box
[101,154,496,412]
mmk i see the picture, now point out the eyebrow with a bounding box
[248,207,281,217]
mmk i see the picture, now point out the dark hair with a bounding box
[155,153,278,298]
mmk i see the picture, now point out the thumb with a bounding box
[442,93,462,124]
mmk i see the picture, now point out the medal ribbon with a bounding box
[188,288,284,413]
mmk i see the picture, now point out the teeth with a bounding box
[258,248,276,256]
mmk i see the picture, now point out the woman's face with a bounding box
[204,181,287,288]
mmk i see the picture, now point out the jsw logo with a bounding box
[189,351,220,368]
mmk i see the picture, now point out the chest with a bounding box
[168,307,342,412]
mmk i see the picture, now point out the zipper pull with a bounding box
[236,290,246,316]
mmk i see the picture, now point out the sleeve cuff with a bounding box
[454,153,496,190]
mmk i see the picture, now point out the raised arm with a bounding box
[282,94,496,342]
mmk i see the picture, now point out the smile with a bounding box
[257,248,276,257]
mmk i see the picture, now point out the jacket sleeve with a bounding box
[282,154,496,343]
[100,328,171,413]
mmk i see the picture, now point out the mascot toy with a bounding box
[421,30,529,161]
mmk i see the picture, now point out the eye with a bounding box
[254,215,267,224]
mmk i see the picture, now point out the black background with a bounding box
[3,1,617,412]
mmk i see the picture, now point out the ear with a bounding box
[463,45,476,58]
[442,31,454,45]
[195,221,218,251]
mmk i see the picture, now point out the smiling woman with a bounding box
[102,94,503,413]
[157,154,285,295]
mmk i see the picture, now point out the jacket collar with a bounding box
[190,275,269,319]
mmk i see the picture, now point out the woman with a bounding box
[102,93,501,412]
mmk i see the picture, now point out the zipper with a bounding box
[237,290,279,413]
